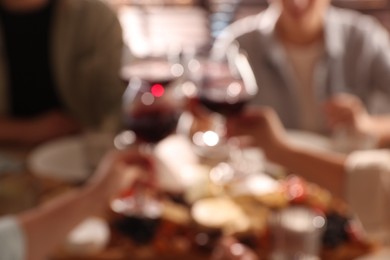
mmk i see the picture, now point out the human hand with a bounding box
[323,94,379,151]
[323,93,373,135]
[22,110,81,144]
[87,148,153,206]
[226,106,289,160]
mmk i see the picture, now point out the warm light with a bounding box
[209,162,234,184]
[203,131,220,146]
[247,174,279,195]
[171,63,184,77]
[289,183,305,199]
[188,59,200,73]
[313,216,326,229]
[281,208,313,232]
[192,131,205,146]
[231,243,245,256]
[192,131,221,147]
[227,82,242,97]
[151,84,164,97]
[280,207,325,233]
[114,130,136,150]
[182,81,197,97]
[141,92,155,105]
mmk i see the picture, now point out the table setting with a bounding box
[18,133,377,260]
[24,135,383,260]
[0,47,388,260]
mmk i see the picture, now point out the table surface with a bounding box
[0,134,388,260]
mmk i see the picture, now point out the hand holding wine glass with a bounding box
[111,55,184,245]
[323,93,378,152]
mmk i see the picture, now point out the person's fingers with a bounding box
[90,148,152,186]
[115,164,144,192]
[104,148,152,169]
[326,110,354,126]
[227,106,283,143]
[324,93,365,115]
[323,99,357,129]
[228,136,257,148]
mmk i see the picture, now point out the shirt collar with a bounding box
[255,4,280,38]
[323,6,345,59]
[254,5,285,65]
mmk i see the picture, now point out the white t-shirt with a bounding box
[345,149,390,244]
[0,216,25,260]
[284,41,325,132]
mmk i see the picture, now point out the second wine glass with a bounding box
[192,50,259,184]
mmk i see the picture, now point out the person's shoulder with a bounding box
[81,0,115,12]
[219,10,269,41]
[212,9,270,56]
[57,0,121,41]
[61,0,117,19]
[226,13,262,35]
[328,6,387,37]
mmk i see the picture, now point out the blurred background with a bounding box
[108,0,390,58]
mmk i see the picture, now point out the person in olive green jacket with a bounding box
[0,0,125,144]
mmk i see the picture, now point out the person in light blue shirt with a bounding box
[213,0,390,146]
[0,149,148,260]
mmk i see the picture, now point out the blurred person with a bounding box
[226,106,390,243]
[0,0,124,145]
[0,148,151,260]
[324,93,390,148]
[212,0,390,142]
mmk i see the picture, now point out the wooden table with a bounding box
[0,136,385,260]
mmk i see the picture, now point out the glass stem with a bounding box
[212,113,227,140]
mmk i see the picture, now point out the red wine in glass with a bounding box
[124,108,181,144]
[198,96,249,117]
[111,190,162,245]
[122,59,184,146]
[114,215,161,245]
[198,75,251,117]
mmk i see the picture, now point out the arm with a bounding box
[17,149,147,260]
[0,110,80,145]
[19,183,104,260]
[365,116,390,147]
[227,106,347,199]
[365,18,390,147]
[323,93,390,148]
[267,141,347,199]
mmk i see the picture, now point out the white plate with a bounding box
[27,134,199,191]
[28,136,90,183]
[64,217,110,255]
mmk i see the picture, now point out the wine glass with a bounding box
[111,55,184,245]
[121,57,184,148]
[191,48,258,184]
